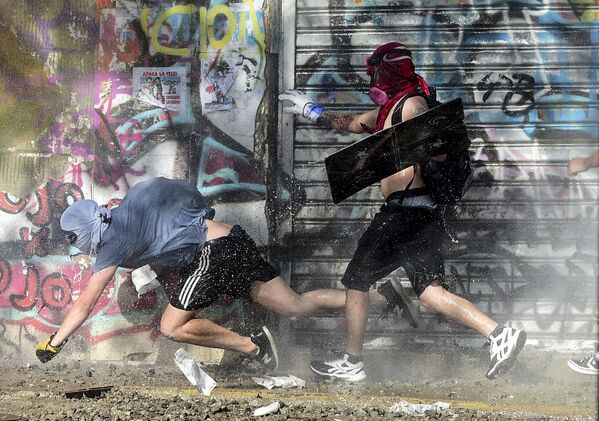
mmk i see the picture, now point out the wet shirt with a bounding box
[93,177,215,272]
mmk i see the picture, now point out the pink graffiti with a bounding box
[6,181,85,259]
[0,259,157,331]
[0,193,28,214]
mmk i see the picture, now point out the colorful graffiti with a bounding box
[0,0,276,359]
[93,0,270,189]
[0,255,245,349]
[2,0,597,359]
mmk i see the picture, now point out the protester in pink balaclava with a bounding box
[363,42,432,133]
[366,42,429,105]
[280,43,526,383]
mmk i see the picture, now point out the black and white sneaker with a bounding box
[310,353,366,382]
[377,279,419,328]
[486,326,527,379]
[250,326,279,371]
[567,352,599,375]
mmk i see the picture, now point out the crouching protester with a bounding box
[35,177,402,370]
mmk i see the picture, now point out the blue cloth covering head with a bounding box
[60,199,112,255]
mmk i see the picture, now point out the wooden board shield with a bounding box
[324,98,470,204]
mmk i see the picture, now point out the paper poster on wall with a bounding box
[132,66,189,113]
[200,56,240,114]
[98,7,141,72]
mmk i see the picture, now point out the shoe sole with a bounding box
[567,360,599,375]
[309,364,367,382]
[261,326,279,370]
[390,279,419,328]
[486,331,527,380]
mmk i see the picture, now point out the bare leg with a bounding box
[345,289,369,356]
[160,304,257,355]
[250,277,387,320]
[419,284,498,337]
[205,220,232,241]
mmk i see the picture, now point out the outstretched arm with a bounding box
[52,266,117,345]
[279,89,378,134]
[317,109,379,133]
[36,266,117,361]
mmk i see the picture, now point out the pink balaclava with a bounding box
[366,42,430,106]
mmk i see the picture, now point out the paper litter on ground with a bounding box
[251,375,306,389]
[174,348,217,396]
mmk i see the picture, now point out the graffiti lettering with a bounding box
[8,181,85,259]
[500,73,536,116]
[26,185,52,226]
[142,0,265,59]
[40,273,72,310]
[54,183,85,211]
[477,72,536,116]
[10,265,39,311]
[0,259,10,294]
[1,1,260,358]
[0,193,28,214]
[19,227,50,259]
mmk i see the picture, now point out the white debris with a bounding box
[251,375,306,389]
[174,348,217,396]
[363,336,396,348]
[253,401,280,417]
[131,265,160,296]
[389,400,450,416]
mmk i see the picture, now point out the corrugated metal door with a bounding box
[280,0,598,350]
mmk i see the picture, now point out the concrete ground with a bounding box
[0,339,596,420]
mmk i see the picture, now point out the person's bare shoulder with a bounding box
[401,96,429,121]
[383,95,428,130]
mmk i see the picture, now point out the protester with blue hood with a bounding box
[36,177,401,371]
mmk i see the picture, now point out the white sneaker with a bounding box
[567,352,599,375]
[310,353,366,382]
[486,326,527,379]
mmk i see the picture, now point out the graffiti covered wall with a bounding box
[285,0,599,350]
[0,0,278,362]
[1,0,597,364]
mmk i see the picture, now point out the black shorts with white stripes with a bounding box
[165,225,279,311]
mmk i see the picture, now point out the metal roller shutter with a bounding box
[280,0,598,350]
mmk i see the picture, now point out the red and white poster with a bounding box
[200,56,240,114]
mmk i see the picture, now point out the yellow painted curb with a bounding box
[122,386,597,417]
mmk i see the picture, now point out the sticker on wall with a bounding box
[132,66,189,113]
[99,7,142,72]
[200,55,240,114]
